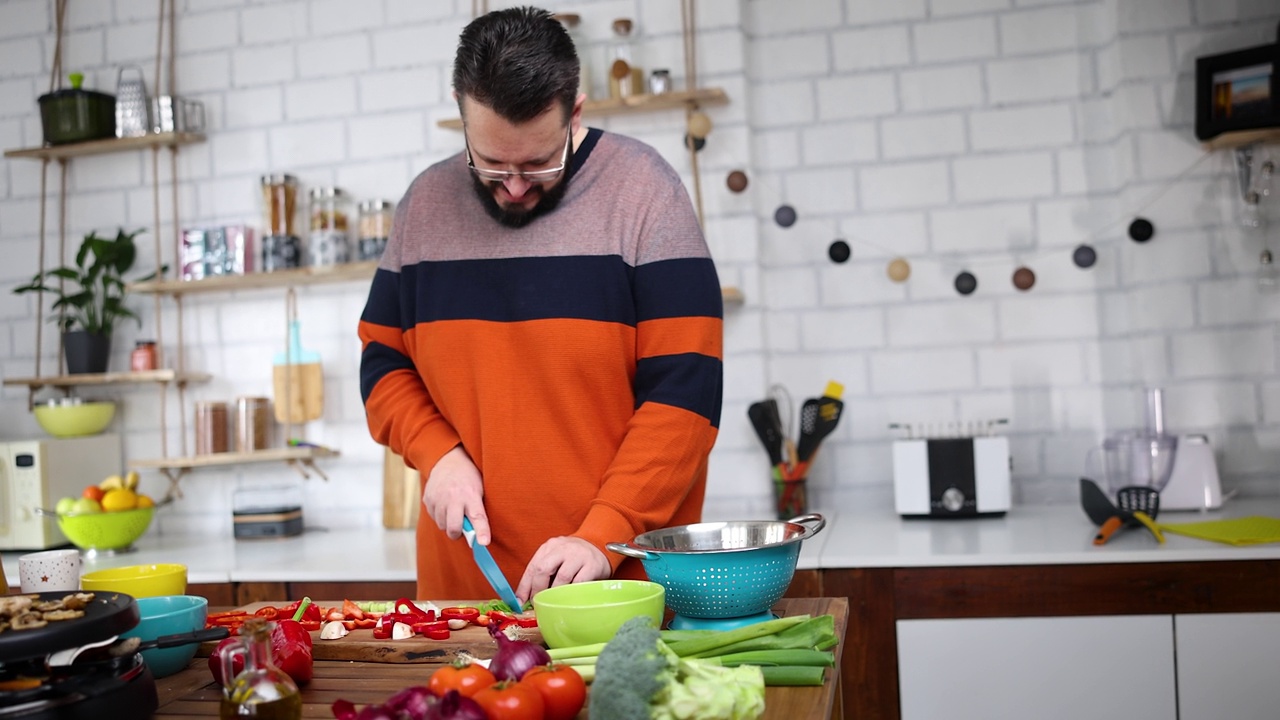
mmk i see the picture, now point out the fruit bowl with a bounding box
[57,506,154,552]
[33,399,115,438]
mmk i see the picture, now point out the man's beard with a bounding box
[471,173,570,228]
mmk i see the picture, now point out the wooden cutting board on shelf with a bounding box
[200,601,539,664]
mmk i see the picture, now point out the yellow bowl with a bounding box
[58,506,154,551]
[533,579,665,649]
[80,563,187,598]
[33,401,116,438]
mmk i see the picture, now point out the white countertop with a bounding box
[6,499,1280,588]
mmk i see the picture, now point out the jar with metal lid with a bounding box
[356,200,393,262]
[261,174,301,272]
[234,396,271,453]
[307,186,351,267]
[649,69,671,95]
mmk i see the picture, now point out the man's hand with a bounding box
[422,445,489,544]
[515,536,612,604]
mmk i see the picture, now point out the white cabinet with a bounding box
[1175,613,1280,720]
[897,616,1177,720]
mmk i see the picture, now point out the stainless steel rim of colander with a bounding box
[607,513,825,558]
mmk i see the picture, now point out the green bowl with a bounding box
[33,401,115,438]
[533,579,665,649]
[58,506,154,551]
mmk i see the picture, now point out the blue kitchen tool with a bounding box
[462,516,522,611]
[606,514,825,628]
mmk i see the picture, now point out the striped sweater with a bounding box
[358,128,724,600]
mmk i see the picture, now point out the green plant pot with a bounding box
[63,330,111,374]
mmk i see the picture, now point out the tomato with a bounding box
[472,681,544,720]
[427,660,497,699]
[520,663,586,720]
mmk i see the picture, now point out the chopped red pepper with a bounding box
[254,606,280,620]
[280,599,323,623]
[372,614,394,640]
[296,619,322,632]
[341,599,365,620]
[412,619,450,636]
[441,606,481,622]
[422,625,451,640]
[393,598,434,621]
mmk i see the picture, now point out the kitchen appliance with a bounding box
[1158,434,1224,510]
[0,434,123,551]
[606,514,826,630]
[892,422,1011,518]
[232,485,303,539]
[0,590,157,719]
[37,73,116,145]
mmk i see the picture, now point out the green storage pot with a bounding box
[38,86,116,145]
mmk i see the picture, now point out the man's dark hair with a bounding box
[453,6,579,124]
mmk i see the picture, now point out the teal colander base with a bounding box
[641,543,800,618]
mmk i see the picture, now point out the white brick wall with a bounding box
[0,0,1277,532]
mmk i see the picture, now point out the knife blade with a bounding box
[461,516,522,611]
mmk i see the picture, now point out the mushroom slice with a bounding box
[41,609,84,622]
[11,613,48,631]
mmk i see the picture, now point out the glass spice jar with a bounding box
[261,174,301,272]
[356,199,393,262]
[308,187,351,267]
[195,401,229,455]
[234,396,271,453]
[130,340,157,371]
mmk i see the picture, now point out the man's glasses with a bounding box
[465,128,571,184]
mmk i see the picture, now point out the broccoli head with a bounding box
[588,616,766,720]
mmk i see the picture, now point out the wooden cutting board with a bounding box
[201,601,540,664]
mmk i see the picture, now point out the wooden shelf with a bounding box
[3,132,206,160]
[130,261,380,296]
[1202,128,1280,151]
[3,369,212,390]
[436,87,729,130]
[129,445,340,472]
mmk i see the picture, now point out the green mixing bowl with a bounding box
[34,400,115,438]
[533,579,664,649]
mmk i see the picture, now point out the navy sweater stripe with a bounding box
[635,353,724,427]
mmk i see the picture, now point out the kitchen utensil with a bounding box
[33,398,116,437]
[1090,431,1179,496]
[1079,478,1163,545]
[273,291,324,424]
[37,72,116,145]
[122,626,229,654]
[114,65,149,138]
[747,399,784,469]
[795,382,845,467]
[151,95,204,134]
[532,579,664,649]
[606,513,825,628]
[57,505,155,554]
[461,516,522,611]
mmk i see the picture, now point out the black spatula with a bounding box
[748,400,785,468]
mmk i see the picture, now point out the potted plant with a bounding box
[12,228,155,374]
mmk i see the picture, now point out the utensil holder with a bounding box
[774,475,807,520]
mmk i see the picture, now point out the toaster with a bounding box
[893,436,1011,518]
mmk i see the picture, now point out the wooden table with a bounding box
[153,597,848,719]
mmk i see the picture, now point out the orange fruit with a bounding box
[101,488,138,512]
[82,485,105,502]
[135,494,155,508]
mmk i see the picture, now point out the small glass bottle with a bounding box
[130,340,157,371]
[308,187,351,267]
[219,617,302,720]
[356,199,393,262]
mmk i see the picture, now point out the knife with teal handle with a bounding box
[461,516,522,611]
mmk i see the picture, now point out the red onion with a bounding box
[486,623,551,681]
[385,686,437,720]
[424,690,488,720]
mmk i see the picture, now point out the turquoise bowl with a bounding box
[120,595,208,678]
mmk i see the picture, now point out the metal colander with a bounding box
[606,513,825,618]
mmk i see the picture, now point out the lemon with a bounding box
[101,488,139,512]
[135,494,155,508]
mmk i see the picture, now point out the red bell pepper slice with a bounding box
[440,606,481,622]
[411,619,450,636]
[254,606,280,620]
[393,598,433,621]
[372,614,394,640]
[422,625,451,640]
[341,599,365,620]
[296,619,323,632]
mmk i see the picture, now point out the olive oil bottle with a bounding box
[218,618,302,719]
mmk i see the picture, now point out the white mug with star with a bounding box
[19,549,81,594]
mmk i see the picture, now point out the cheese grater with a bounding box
[114,66,150,138]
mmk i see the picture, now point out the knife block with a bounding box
[382,447,421,529]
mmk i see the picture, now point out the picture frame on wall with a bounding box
[1195,29,1279,142]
